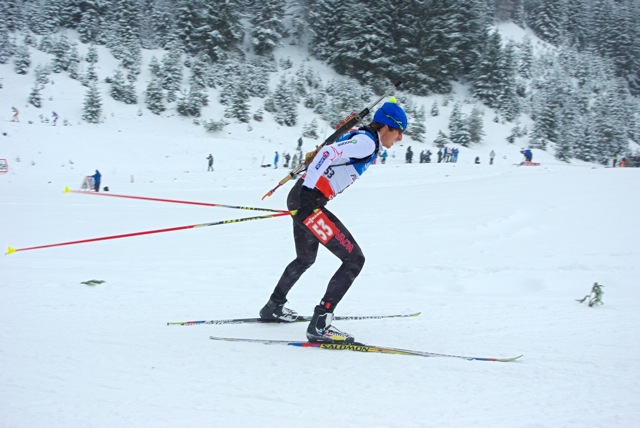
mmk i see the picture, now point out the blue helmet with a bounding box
[373,100,407,132]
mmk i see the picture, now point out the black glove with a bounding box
[297,185,317,220]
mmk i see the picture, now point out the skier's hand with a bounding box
[297,186,317,220]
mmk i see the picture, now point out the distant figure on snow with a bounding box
[490,150,495,165]
[52,111,59,126]
[11,107,19,122]
[92,169,101,192]
[521,148,533,163]
[207,153,214,172]
[274,151,279,169]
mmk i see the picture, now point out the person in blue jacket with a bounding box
[92,170,101,192]
[521,148,532,162]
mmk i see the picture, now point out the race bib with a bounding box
[304,210,337,244]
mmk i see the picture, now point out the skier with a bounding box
[274,151,279,169]
[11,107,19,122]
[52,111,59,126]
[521,148,533,163]
[92,169,101,192]
[259,100,408,344]
[207,154,214,172]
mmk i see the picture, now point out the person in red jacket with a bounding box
[259,100,408,344]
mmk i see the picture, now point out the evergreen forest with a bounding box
[1,0,639,164]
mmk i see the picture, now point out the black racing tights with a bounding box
[271,180,365,312]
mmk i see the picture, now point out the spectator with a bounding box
[92,170,101,192]
[207,154,214,172]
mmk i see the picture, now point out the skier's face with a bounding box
[380,125,403,149]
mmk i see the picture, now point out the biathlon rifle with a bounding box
[261,80,402,200]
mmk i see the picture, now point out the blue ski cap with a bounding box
[373,98,407,133]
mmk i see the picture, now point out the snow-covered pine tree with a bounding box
[27,0,59,35]
[405,104,426,143]
[497,40,520,122]
[449,102,471,147]
[149,56,161,77]
[430,100,439,116]
[433,130,451,149]
[77,1,103,44]
[86,44,98,64]
[83,62,98,87]
[518,36,533,79]
[67,43,80,79]
[528,0,565,46]
[34,64,50,86]
[302,118,319,139]
[82,81,102,123]
[273,75,298,127]
[13,43,30,74]
[109,69,127,102]
[161,43,183,103]
[472,30,503,109]
[251,0,285,56]
[189,53,210,90]
[246,60,269,97]
[0,16,14,64]
[145,75,165,115]
[467,105,485,145]
[225,79,250,123]
[306,0,351,62]
[28,83,43,108]
[177,83,208,117]
[51,34,71,73]
[200,0,244,62]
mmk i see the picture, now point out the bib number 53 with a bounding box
[304,211,337,244]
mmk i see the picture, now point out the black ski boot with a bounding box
[306,306,355,343]
[259,298,299,322]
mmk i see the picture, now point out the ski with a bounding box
[168,312,420,326]
[209,336,523,362]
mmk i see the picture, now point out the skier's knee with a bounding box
[346,252,365,275]
[294,255,316,272]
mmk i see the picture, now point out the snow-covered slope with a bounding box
[1,31,640,428]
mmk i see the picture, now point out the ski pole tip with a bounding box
[6,246,16,255]
[261,191,272,200]
[64,186,71,193]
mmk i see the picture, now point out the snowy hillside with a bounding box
[2,28,640,428]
